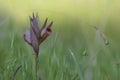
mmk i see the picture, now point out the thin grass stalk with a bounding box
[33,54,37,80]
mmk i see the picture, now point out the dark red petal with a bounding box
[47,28,52,32]
[30,27,39,56]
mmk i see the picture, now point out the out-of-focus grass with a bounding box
[0,14,120,80]
[0,0,120,80]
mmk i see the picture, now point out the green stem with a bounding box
[33,54,37,80]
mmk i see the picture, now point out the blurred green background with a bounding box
[0,0,120,80]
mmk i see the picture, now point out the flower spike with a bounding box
[24,13,53,57]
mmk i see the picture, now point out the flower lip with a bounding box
[46,28,52,32]
[45,21,53,35]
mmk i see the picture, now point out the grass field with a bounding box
[0,0,120,80]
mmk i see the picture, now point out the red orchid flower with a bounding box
[24,13,53,57]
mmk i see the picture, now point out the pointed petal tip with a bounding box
[44,18,48,24]
[46,17,48,20]
[29,16,33,21]
[48,21,53,28]
[32,12,35,18]
[36,12,39,18]
[51,21,53,25]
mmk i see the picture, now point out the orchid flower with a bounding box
[24,13,53,57]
